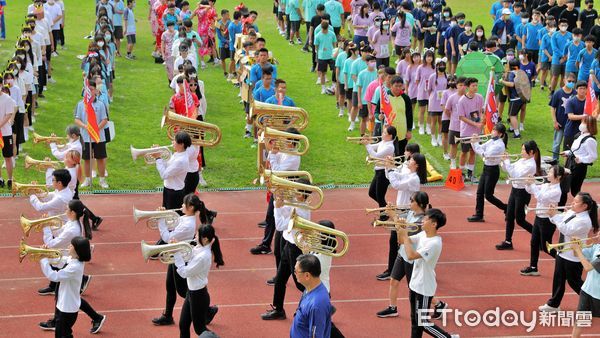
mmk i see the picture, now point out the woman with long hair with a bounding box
[562,115,597,197]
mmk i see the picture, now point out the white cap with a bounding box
[502,8,511,15]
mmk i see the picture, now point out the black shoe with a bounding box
[310,66,315,72]
[250,245,272,255]
[495,241,514,250]
[520,266,540,276]
[261,305,286,320]
[38,93,45,98]
[0,178,4,188]
[80,275,92,294]
[39,319,56,331]
[376,306,399,318]
[257,220,267,228]
[513,133,521,139]
[206,306,218,324]
[431,301,448,320]
[6,179,12,189]
[90,314,106,334]
[266,277,276,286]
[152,314,175,326]
[467,215,485,222]
[92,217,103,231]
[38,286,55,296]
[376,271,391,281]
[206,210,217,225]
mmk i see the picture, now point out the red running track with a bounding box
[1,184,599,337]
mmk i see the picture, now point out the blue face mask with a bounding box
[566,81,575,89]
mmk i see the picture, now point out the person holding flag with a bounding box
[0,76,16,189]
[169,76,199,119]
[74,80,109,189]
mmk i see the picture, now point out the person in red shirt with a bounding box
[169,76,199,118]
[154,0,168,57]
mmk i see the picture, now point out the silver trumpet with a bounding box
[506,176,548,185]
[483,154,521,162]
[130,145,172,164]
[525,205,571,213]
[140,240,193,264]
[455,134,493,144]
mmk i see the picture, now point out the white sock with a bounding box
[245,124,252,132]
[450,159,456,169]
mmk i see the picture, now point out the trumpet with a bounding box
[19,238,64,263]
[130,145,172,164]
[366,155,405,167]
[506,176,549,185]
[373,219,422,232]
[525,205,571,213]
[546,236,598,253]
[20,213,65,237]
[287,210,349,257]
[32,132,68,145]
[365,205,411,214]
[346,136,381,144]
[251,100,309,131]
[140,240,193,264]
[161,110,222,147]
[259,127,310,156]
[483,154,521,162]
[24,155,62,172]
[266,174,324,210]
[454,134,493,144]
[260,169,313,185]
[12,182,49,197]
[133,207,180,230]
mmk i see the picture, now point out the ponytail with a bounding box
[68,200,93,240]
[579,192,599,233]
[198,224,225,267]
[523,140,542,176]
[211,236,225,268]
[183,193,209,224]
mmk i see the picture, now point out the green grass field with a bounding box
[1,0,598,191]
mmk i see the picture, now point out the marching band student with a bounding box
[540,192,599,312]
[30,169,73,219]
[364,126,396,213]
[184,144,200,196]
[153,131,191,211]
[496,140,541,250]
[49,125,83,159]
[467,123,508,223]
[174,224,224,338]
[571,235,600,338]
[439,75,457,161]
[561,115,597,197]
[520,165,566,276]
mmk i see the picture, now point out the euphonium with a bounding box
[525,205,571,213]
[133,207,180,230]
[20,214,65,237]
[454,134,493,144]
[365,205,411,215]
[287,210,349,257]
[130,145,172,164]
[506,176,548,185]
[346,136,381,144]
[266,174,324,210]
[251,100,309,131]
[24,155,62,172]
[19,238,64,263]
[259,127,310,156]
[32,132,68,145]
[483,153,521,162]
[12,182,49,197]
[260,169,313,185]
[372,219,421,232]
[140,240,193,264]
[161,110,222,147]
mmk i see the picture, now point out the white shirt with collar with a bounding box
[50,139,83,160]
[274,205,311,244]
[313,253,332,292]
[472,137,506,166]
[174,244,211,291]
[186,145,200,173]
[30,187,73,218]
[366,140,395,171]
[525,182,562,218]
[550,210,593,262]
[569,132,598,164]
[45,167,78,194]
[268,152,301,171]
[387,168,420,207]
[43,220,82,249]
[159,214,197,243]
[40,257,83,313]
[156,151,189,190]
[502,157,537,189]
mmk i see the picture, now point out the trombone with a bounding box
[265,174,324,210]
[483,153,521,162]
[161,110,222,147]
[24,155,62,172]
[258,127,310,156]
[20,214,65,237]
[373,219,421,232]
[287,209,349,257]
[140,240,193,264]
[12,182,49,197]
[506,176,548,185]
[19,238,65,263]
[133,207,180,230]
[346,136,381,144]
[130,145,172,164]
[365,205,411,215]
[454,134,493,144]
[366,155,405,167]
[546,236,598,253]
[32,132,68,145]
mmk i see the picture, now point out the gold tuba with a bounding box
[161,110,222,147]
[12,182,49,197]
[140,240,193,264]
[130,145,172,164]
[259,127,310,156]
[20,214,65,237]
[260,169,313,185]
[266,174,324,210]
[24,155,62,172]
[287,210,349,257]
[19,238,64,263]
[32,132,68,145]
[133,206,180,230]
[251,100,309,131]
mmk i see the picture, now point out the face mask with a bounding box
[560,26,568,32]
[443,12,450,18]
[25,46,31,51]
[549,28,556,33]
[518,54,524,61]
[506,55,514,61]
[368,61,377,68]
[383,24,390,30]
[476,31,483,37]
[450,21,457,27]
[566,81,575,89]
[438,66,446,72]
[16,64,22,69]
[458,19,465,25]
[12,69,18,76]
[416,1,423,7]
[189,73,197,78]
[573,37,581,42]
[97,41,105,47]
[521,19,528,24]
[105,34,111,40]
[375,21,381,28]
[579,123,587,132]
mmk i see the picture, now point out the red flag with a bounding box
[584,76,597,116]
[484,76,498,134]
[83,80,101,143]
[0,131,4,149]
[183,79,195,118]
[380,79,395,124]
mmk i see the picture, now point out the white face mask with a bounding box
[549,27,556,33]
[579,123,588,133]
[450,21,457,27]
[559,26,568,32]
[573,36,581,42]
[97,41,105,47]
[476,31,483,37]
[518,54,524,61]
[521,19,528,24]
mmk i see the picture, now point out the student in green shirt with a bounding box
[315,21,338,94]
[356,55,378,135]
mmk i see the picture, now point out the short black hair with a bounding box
[384,67,396,76]
[52,169,71,187]
[576,80,588,88]
[573,28,584,36]
[316,4,325,11]
[296,254,321,278]
[221,9,229,15]
[584,35,597,43]
[72,236,91,262]
[391,75,403,85]
[233,11,242,20]
[175,131,192,149]
[258,47,269,54]
[425,208,447,229]
[465,77,479,86]
[405,143,420,154]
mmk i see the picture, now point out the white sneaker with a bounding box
[198,172,208,186]
[316,78,320,85]
[348,122,355,131]
[431,136,437,147]
[80,178,92,188]
[426,124,431,135]
[519,123,525,131]
[419,126,425,135]
[92,170,97,178]
[213,58,220,65]
[99,178,109,189]
[227,73,234,80]
[51,51,59,57]
[338,109,344,117]
[201,61,207,69]
[443,153,451,160]
[437,135,442,145]
[451,335,460,338]
[47,77,56,84]
[538,304,560,312]
[321,88,326,95]
[450,159,457,169]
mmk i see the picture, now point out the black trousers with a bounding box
[504,188,532,242]
[184,171,199,196]
[165,263,189,317]
[38,64,47,94]
[397,138,408,156]
[59,26,65,46]
[274,230,283,270]
[547,255,583,308]
[273,241,304,310]
[368,169,389,208]
[285,14,291,39]
[303,22,311,48]
[409,290,451,338]
[52,281,101,322]
[530,217,557,268]
[179,287,210,338]
[163,187,185,211]
[570,163,588,197]
[260,195,276,248]
[26,90,33,128]
[475,165,506,217]
[52,30,61,51]
[387,231,398,273]
[55,309,77,338]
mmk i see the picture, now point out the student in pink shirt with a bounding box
[371,20,392,68]
[426,58,448,148]
[395,47,411,79]
[457,77,485,182]
[391,11,412,56]
[365,68,384,120]
[440,76,457,161]
[445,76,467,169]
[404,50,421,129]
[415,49,435,135]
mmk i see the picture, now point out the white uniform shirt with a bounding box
[525,183,562,218]
[0,93,16,136]
[174,55,198,71]
[313,253,332,292]
[40,257,83,313]
[43,220,82,249]
[472,138,506,166]
[43,2,63,30]
[408,232,443,297]
[50,139,83,160]
[551,210,593,262]
[274,205,311,244]
[366,140,395,170]
[156,151,188,190]
[174,244,211,291]
[502,157,537,189]
[186,145,200,173]
[398,211,424,263]
[569,133,598,164]
[30,188,72,218]
[45,167,77,193]
[159,214,196,243]
[387,169,420,207]
[268,152,301,171]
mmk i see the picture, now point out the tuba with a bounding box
[133,207,180,230]
[251,100,309,131]
[12,182,49,197]
[24,155,62,172]
[20,214,65,237]
[266,174,324,210]
[130,145,172,164]
[140,240,193,264]
[19,238,64,263]
[287,210,349,257]
[259,127,310,156]
[161,110,222,147]
[32,132,68,145]
[260,169,313,185]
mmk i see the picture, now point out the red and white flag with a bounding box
[380,79,395,124]
[83,80,101,143]
[584,76,597,116]
[183,79,195,118]
[484,74,498,134]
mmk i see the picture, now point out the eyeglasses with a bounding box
[189,83,198,87]
[294,269,304,275]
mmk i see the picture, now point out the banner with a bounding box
[83,80,101,143]
[484,73,498,134]
[380,79,395,124]
[584,76,596,116]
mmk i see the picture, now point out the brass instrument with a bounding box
[483,154,521,162]
[140,240,193,264]
[24,155,62,172]
[133,207,180,230]
[365,205,411,215]
[373,219,421,232]
[260,169,313,185]
[346,136,381,144]
[265,174,324,210]
[366,155,405,167]
[525,205,571,213]
[506,176,549,185]
[259,127,310,156]
[546,236,597,253]
[130,145,172,164]
[287,210,349,257]
[455,134,493,144]
[161,110,222,147]
[257,139,267,177]
[12,182,49,197]
[32,132,68,145]
[20,214,65,237]
[251,100,309,131]
[19,239,64,263]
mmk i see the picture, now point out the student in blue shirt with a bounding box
[550,19,573,94]
[447,13,466,74]
[216,9,231,78]
[227,11,243,76]
[565,28,584,77]
[514,12,529,52]
[490,0,503,21]
[436,7,452,56]
[577,35,597,82]
[265,79,296,107]
[539,22,556,90]
[571,240,600,338]
[249,48,278,85]
[253,70,276,102]
[314,21,337,95]
[491,8,515,52]
[523,10,543,64]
